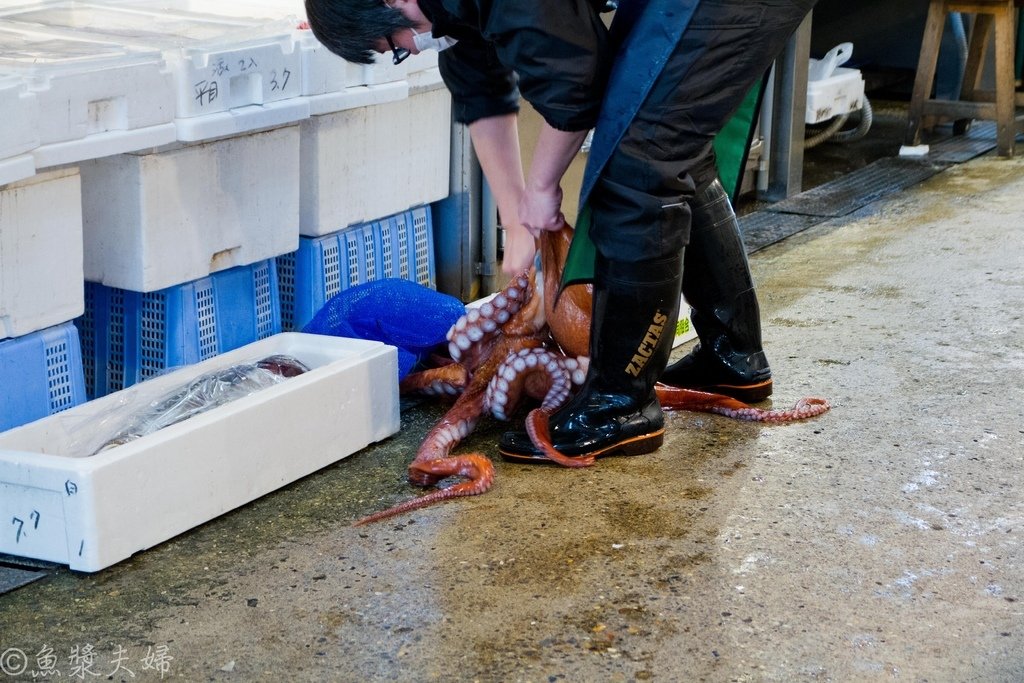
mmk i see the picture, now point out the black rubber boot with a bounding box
[661,179,773,402]
[499,251,683,463]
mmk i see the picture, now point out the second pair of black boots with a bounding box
[661,178,772,403]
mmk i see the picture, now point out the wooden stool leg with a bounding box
[961,14,994,99]
[994,4,1016,155]
[906,0,950,146]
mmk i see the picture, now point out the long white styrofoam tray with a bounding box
[0,333,399,572]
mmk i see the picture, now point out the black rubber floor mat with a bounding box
[764,157,948,218]
[738,211,823,254]
[0,554,56,595]
[928,121,1002,164]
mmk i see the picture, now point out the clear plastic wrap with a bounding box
[72,354,310,456]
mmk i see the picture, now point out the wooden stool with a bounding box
[905,0,1024,156]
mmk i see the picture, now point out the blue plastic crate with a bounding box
[278,208,436,331]
[278,224,364,332]
[0,322,87,432]
[77,260,281,399]
[407,206,436,289]
[385,207,436,289]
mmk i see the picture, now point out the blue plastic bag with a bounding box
[301,279,465,379]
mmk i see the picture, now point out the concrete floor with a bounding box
[3,149,1024,681]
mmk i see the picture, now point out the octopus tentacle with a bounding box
[655,383,831,422]
[356,334,547,525]
[448,273,532,369]
[353,454,494,526]
[484,347,596,468]
[352,456,495,528]
[525,408,595,468]
[485,348,586,421]
[399,362,469,397]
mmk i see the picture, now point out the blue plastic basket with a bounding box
[387,206,436,289]
[277,207,436,331]
[0,321,87,432]
[76,260,281,399]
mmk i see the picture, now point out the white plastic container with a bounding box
[0,2,307,139]
[99,0,365,98]
[0,74,40,185]
[805,45,865,125]
[299,85,451,236]
[805,66,865,124]
[0,332,400,572]
[79,125,301,292]
[0,25,177,168]
[0,168,84,340]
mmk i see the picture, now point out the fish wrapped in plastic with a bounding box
[91,355,310,454]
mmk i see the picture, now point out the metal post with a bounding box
[763,11,812,201]
[480,179,500,296]
[433,120,482,301]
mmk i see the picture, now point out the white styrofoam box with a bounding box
[295,27,371,101]
[0,168,84,340]
[173,97,310,142]
[0,74,39,160]
[299,86,451,236]
[0,26,177,162]
[0,2,305,122]
[408,66,444,94]
[805,66,865,124]
[0,73,37,184]
[79,124,300,292]
[0,155,36,187]
[98,0,363,99]
[405,48,439,75]
[0,332,400,572]
[306,80,409,118]
[361,53,410,87]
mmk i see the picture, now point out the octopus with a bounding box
[354,225,830,525]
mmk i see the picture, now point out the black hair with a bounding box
[304,0,415,64]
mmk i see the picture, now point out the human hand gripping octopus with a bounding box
[354,224,830,525]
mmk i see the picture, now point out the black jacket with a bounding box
[420,0,611,131]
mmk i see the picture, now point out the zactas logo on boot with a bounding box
[625,310,668,377]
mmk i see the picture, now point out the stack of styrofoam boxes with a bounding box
[275,75,449,331]
[0,22,178,431]
[0,2,309,400]
[0,1,310,143]
[3,0,449,407]
[0,168,88,431]
[73,122,298,399]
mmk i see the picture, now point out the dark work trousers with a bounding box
[589,0,818,262]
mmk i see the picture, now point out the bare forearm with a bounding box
[526,123,588,199]
[468,114,539,276]
[468,113,526,228]
[520,123,588,233]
